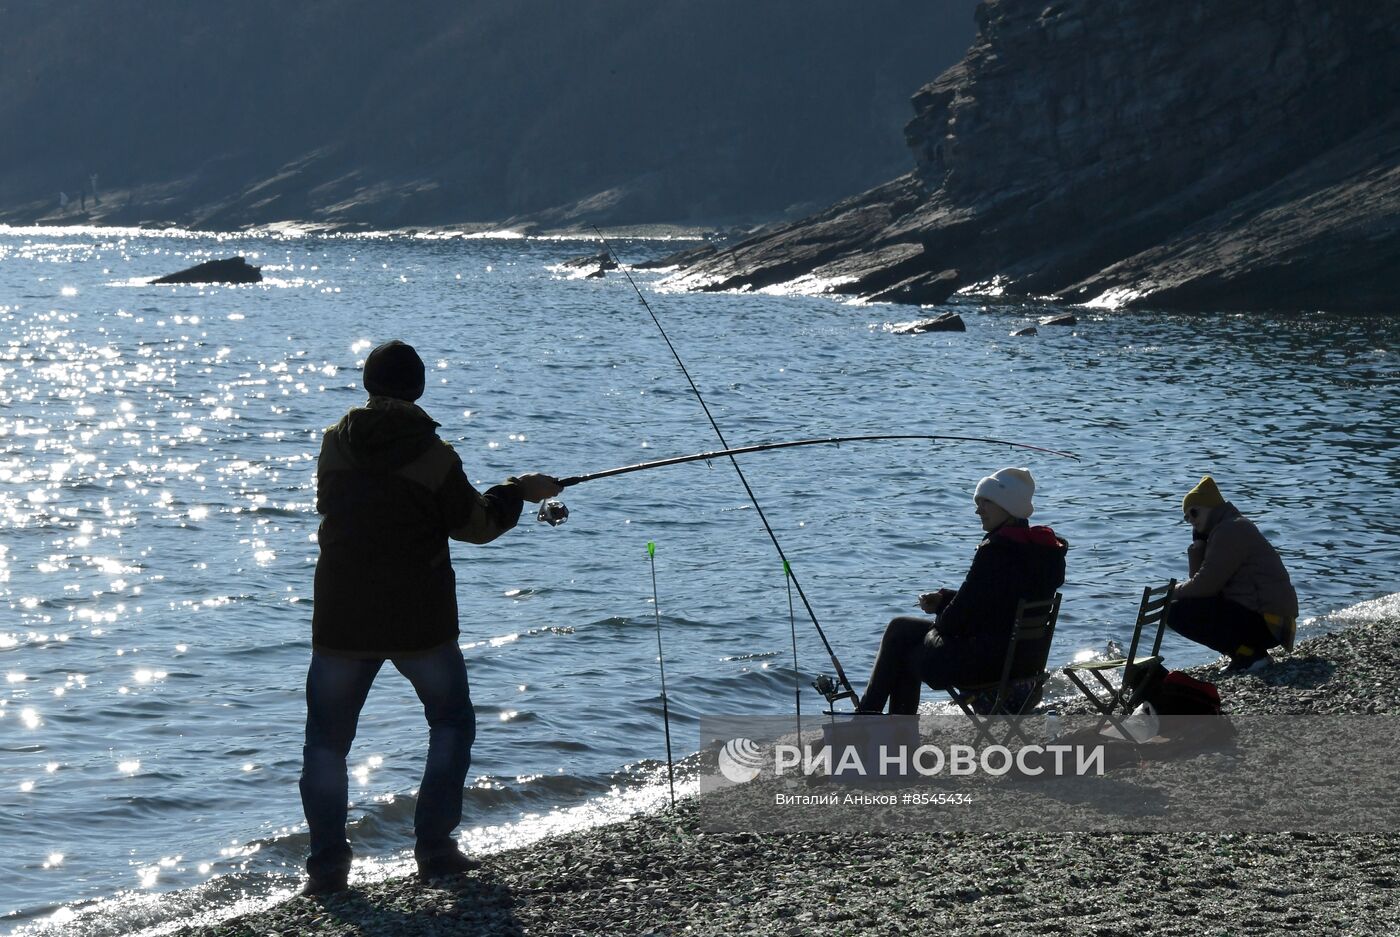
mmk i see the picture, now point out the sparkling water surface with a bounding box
[1,226,1397,934]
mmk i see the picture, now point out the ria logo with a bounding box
[717,738,766,784]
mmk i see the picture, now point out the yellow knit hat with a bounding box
[1182,475,1225,513]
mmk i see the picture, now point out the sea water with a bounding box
[0,226,1396,934]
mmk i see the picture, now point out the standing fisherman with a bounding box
[299,339,561,895]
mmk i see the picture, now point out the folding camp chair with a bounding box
[1063,579,1176,738]
[947,594,1061,747]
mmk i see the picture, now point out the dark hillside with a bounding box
[0,1,977,230]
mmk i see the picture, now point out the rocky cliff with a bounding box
[670,0,1400,312]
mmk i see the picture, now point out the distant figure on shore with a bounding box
[857,468,1068,714]
[1167,475,1298,674]
[90,172,100,205]
[58,191,68,213]
[299,339,562,896]
[78,186,86,212]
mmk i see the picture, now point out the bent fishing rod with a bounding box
[559,433,1079,487]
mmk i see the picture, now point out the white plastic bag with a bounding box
[1101,701,1160,743]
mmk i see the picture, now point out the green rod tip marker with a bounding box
[647,541,656,558]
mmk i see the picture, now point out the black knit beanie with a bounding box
[363,340,425,401]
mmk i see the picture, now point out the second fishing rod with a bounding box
[591,226,862,710]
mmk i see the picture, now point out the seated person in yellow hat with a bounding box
[856,467,1068,714]
[1167,475,1298,674]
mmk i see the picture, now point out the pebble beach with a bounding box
[167,612,1400,937]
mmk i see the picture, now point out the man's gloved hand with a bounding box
[509,473,564,503]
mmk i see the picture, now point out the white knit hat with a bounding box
[974,467,1035,519]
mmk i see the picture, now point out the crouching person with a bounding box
[857,468,1068,714]
[1167,475,1298,674]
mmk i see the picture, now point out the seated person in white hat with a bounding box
[1168,475,1298,674]
[857,468,1068,714]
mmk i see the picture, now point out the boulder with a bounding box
[892,311,965,334]
[1011,325,1038,336]
[563,251,618,271]
[1039,313,1077,326]
[151,257,262,284]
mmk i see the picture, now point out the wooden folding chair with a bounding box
[947,594,1062,747]
[1063,579,1176,737]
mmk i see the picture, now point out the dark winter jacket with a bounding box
[932,520,1068,685]
[312,397,524,657]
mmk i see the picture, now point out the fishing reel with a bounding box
[812,673,858,713]
[537,499,570,527]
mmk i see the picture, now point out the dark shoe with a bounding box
[299,875,349,897]
[1224,652,1271,675]
[417,848,481,880]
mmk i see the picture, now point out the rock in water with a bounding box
[1011,325,1038,336]
[1039,313,1077,326]
[152,257,262,284]
[563,251,618,271]
[893,311,966,334]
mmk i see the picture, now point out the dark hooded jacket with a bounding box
[312,397,524,657]
[932,520,1068,684]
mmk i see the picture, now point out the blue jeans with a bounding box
[299,640,475,880]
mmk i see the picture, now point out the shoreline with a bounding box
[165,610,1400,936]
[0,217,723,243]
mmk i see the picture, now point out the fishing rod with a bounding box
[647,541,677,809]
[592,226,863,711]
[587,230,1083,712]
[558,434,1079,487]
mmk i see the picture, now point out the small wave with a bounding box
[575,614,708,633]
[93,793,220,818]
[720,651,782,663]
[244,505,302,518]
[224,639,303,659]
[474,705,540,725]
[1,744,46,755]
[1318,592,1400,624]
[460,625,573,652]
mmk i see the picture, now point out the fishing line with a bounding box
[647,540,677,809]
[593,226,861,708]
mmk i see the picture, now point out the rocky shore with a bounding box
[669,0,1400,313]
[171,611,1400,936]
